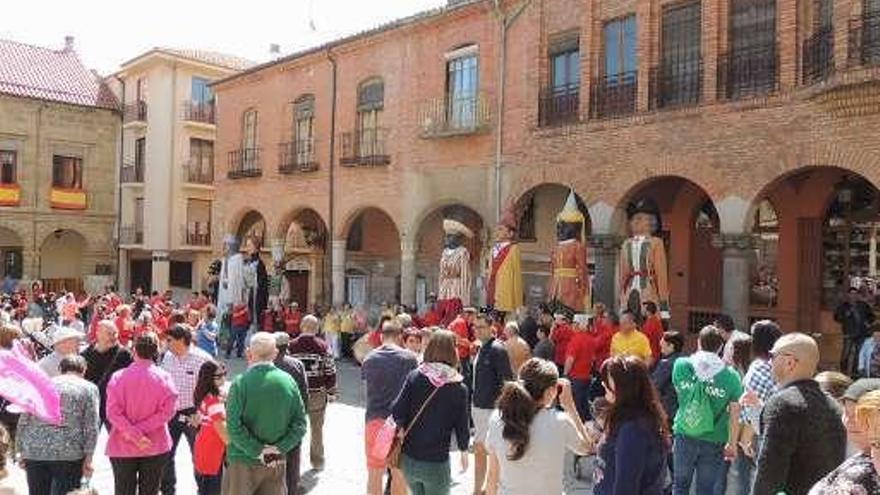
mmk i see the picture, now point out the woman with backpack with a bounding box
[390,330,469,495]
[594,355,669,494]
[193,360,228,495]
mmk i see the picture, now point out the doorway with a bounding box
[130,259,152,294]
[286,270,309,308]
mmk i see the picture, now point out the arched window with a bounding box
[241,108,258,170]
[293,95,315,166]
[357,79,385,162]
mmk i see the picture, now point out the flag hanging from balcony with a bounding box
[50,187,86,210]
[0,184,20,206]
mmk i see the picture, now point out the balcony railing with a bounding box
[418,93,491,137]
[717,43,779,100]
[340,128,390,166]
[183,101,215,124]
[802,28,835,83]
[278,140,319,173]
[119,226,143,245]
[649,60,703,109]
[183,161,214,184]
[181,222,211,247]
[538,86,580,126]
[589,71,637,119]
[123,101,147,123]
[848,11,880,67]
[227,148,261,179]
[120,161,144,183]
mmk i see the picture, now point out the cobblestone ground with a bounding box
[8,358,594,494]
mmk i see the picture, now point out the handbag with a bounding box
[387,385,442,469]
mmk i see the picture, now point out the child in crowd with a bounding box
[196,305,220,357]
[533,323,554,361]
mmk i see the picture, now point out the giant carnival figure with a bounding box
[216,235,246,324]
[486,206,523,318]
[437,209,473,325]
[619,198,670,320]
[548,190,590,313]
[242,236,269,333]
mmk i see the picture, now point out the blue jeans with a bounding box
[226,325,247,358]
[672,435,725,495]
[570,377,592,421]
[732,445,755,495]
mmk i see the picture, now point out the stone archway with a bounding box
[338,206,401,308]
[748,166,880,368]
[275,207,329,308]
[39,229,86,294]
[412,204,486,309]
[614,176,722,332]
[510,183,592,309]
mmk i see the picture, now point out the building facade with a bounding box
[213,0,880,363]
[112,49,252,297]
[0,37,119,294]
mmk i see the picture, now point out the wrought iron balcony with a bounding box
[717,43,779,100]
[538,86,580,126]
[649,60,703,109]
[183,101,215,124]
[802,28,834,84]
[123,101,147,123]
[227,148,261,179]
[278,140,319,173]
[340,128,390,166]
[418,93,491,137]
[119,225,143,245]
[848,11,880,67]
[589,71,637,119]
[120,160,144,183]
[183,160,214,184]
[181,222,211,247]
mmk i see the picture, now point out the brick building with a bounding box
[212,0,880,362]
[0,37,119,294]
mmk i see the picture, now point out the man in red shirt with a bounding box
[564,314,598,420]
[641,301,664,364]
[449,307,477,385]
[550,311,574,373]
[592,303,615,366]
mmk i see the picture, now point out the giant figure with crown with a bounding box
[548,190,591,313]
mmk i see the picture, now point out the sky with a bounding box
[2,0,447,75]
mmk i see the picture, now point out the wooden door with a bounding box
[690,227,723,308]
[797,218,823,333]
[286,271,309,308]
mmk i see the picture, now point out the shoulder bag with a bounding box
[387,385,442,469]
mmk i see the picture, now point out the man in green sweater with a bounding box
[223,332,308,495]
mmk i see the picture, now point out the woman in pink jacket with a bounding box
[105,332,178,495]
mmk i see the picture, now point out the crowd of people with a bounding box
[3,282,880,495]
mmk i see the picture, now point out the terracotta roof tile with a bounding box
[0,38,118,110]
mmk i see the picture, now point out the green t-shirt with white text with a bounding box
[671,357,744,444]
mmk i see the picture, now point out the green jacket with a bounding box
[226,362,307,465]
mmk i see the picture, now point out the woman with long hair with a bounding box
[594,355,669,495]
[390,330,469,495]
[192,360,228,495]
[484,358,594,495]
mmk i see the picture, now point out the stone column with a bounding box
[714,233,753,331]
[400,240,417,307]
[590,234,621,313]
[150,250,170,293]
[331,240,346,306]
